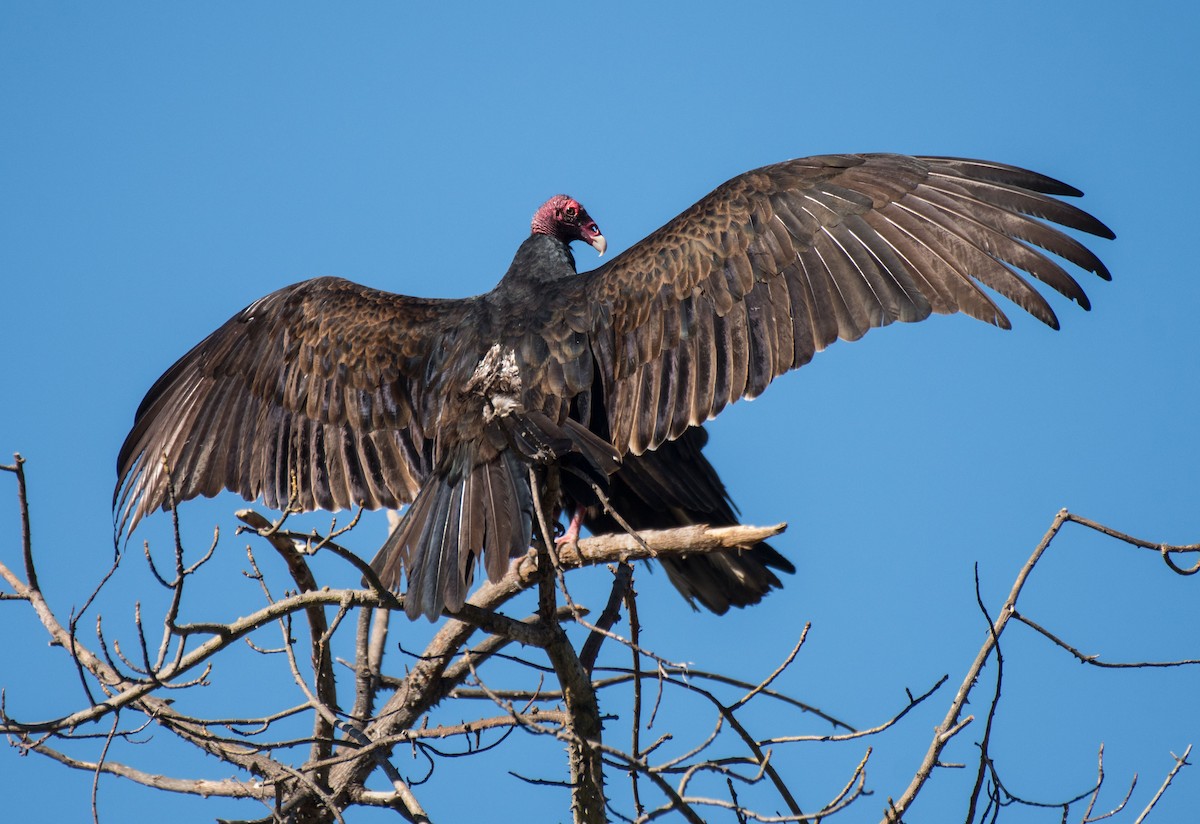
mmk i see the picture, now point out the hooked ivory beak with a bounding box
[589,234,607,257]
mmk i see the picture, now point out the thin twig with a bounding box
[579,562,633,673]
[1013,611,1200,669]
[1134,745,1192,824]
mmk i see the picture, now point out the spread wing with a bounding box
[115,276,472,535]
[579,154,1113,455]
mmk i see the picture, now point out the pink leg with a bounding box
[554,509,584,548]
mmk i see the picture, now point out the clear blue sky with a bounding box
[2,3,1197,821]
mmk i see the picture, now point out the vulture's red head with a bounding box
[531,195,607,256]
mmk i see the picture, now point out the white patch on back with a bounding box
[464,344,523,422]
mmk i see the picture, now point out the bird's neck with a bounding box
[497,234,578,289]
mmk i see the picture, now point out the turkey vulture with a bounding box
[115,153,1113,620]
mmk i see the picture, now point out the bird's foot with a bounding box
[554,511,584,550]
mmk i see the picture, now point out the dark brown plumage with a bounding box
[115,154,1112,620]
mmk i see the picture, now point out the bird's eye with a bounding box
[565,205,577,217]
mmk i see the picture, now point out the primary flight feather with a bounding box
[115,153,1113,620]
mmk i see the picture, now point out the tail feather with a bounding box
[370,412,619,621]
[370,477,433,593]
[482,452,531,583]
[435,481,466,612]
[369,443,540,621]
[458,471,483,587]
[414,478,455,618]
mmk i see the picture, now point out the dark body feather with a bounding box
[116,154,1113,620]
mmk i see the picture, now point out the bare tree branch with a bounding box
[3,458,1196,822]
